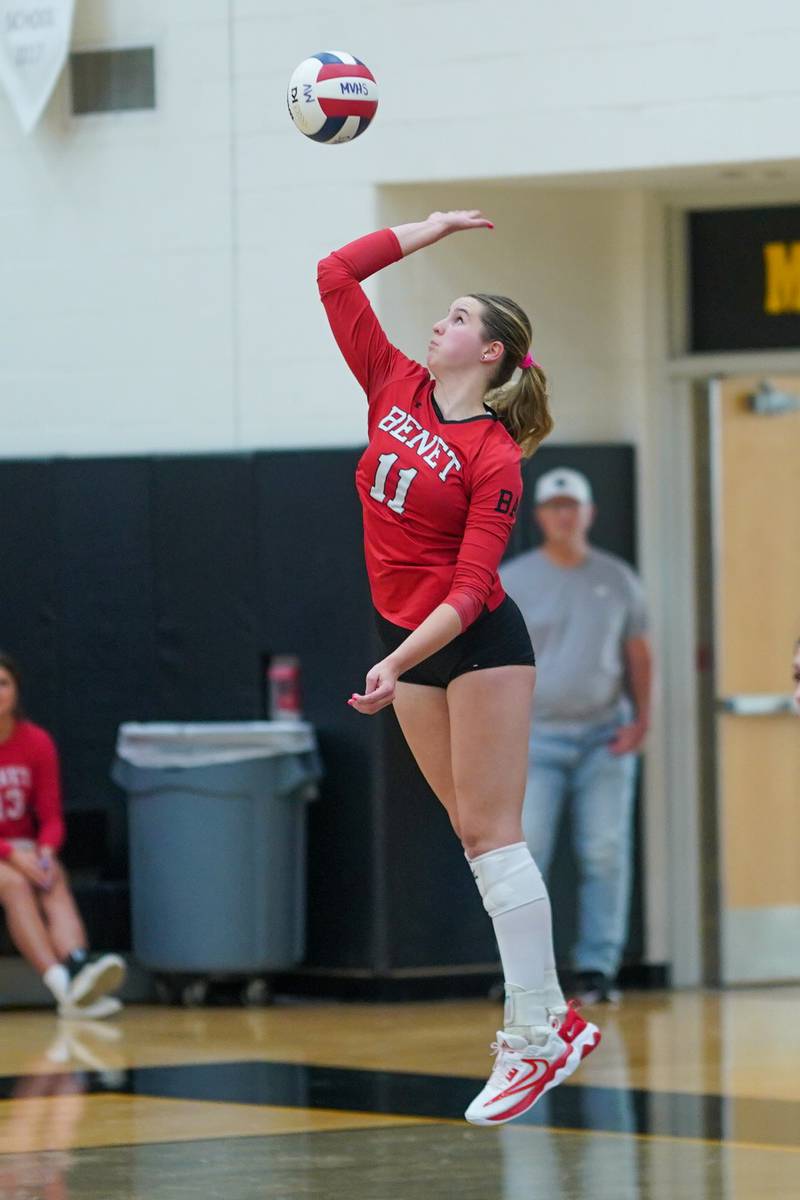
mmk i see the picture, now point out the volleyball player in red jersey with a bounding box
[318,211,600,1125]
[0,652,126,1018]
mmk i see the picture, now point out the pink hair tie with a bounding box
[520,351,541,370]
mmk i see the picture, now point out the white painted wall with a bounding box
[376,185,652,442]
[0,1,240,457]
[246,0,800,184]
[3,0,800,456]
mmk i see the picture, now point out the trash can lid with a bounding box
[115,721,318,769]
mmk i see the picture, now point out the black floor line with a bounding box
[0,1060,797,1148]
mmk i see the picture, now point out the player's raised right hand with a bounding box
[427,210,494,233]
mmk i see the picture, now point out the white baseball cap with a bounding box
[534,468,593,506]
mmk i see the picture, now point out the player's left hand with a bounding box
[608,720,648,756]
[348,659,398,715]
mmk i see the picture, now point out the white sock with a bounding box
[490,894,551,994]
[491,881,565,1016]
[43,964,70,1003]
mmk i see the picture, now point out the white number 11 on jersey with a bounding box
[369,453,418,515]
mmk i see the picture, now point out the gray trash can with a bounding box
[112,722,321,991]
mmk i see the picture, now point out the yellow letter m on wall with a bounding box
[763,241,800,314]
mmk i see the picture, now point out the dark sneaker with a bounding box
[67,954,126,1008]
[575,971,621,1006]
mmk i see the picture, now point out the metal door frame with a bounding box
[692,380,724,985]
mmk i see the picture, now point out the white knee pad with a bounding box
[467,842,546,917]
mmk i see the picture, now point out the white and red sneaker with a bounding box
[465,1027,576,1126]
[553,999,601,1065]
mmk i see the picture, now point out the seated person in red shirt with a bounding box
[0,652,125,1018]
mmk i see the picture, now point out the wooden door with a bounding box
[710,376,800,983]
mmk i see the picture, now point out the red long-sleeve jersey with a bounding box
[0,721,65,859]
[318,229,522,631]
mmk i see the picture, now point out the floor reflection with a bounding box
[0,994,798,1200]
[0,1126,795,1200]
[0,1017,129,1198]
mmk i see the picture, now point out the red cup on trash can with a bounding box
[268,656,303,722]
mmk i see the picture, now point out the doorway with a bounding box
[694,375,800,984]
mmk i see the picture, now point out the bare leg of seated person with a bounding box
[0,855,125,1017]
[0,857,70,1004]
[38,860,126,1013]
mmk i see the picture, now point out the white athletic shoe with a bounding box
[465,1027,576,1126]
[58,995,123,1021]
[68,954,126,1008]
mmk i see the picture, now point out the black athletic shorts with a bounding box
[374,594,536,689]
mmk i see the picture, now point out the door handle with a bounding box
[717,694,794,716]
[748,382,800,415]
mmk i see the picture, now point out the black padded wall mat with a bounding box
[149,456,260,721]
[0,443,641,975]
[381,707,497,967]
[253,450,381,969]
[52,458,158,809]
[0,461,60,734]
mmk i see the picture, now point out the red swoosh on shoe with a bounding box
[483,1057,550,1105]
[486,1046,572,1121]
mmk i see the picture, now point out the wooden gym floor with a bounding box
[0,987,798,1198]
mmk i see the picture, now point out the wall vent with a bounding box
[71,47,156,115]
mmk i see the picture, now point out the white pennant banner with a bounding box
[0,0,75,133]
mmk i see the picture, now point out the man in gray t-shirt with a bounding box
[500,467,652,1005]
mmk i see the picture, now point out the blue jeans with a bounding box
[522,713,638,979]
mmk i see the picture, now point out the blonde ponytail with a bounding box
[470,293,554,458]
[486,364,553,458]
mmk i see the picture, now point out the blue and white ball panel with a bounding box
[287,51,378,144]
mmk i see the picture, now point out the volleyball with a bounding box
[287,51,378,144]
